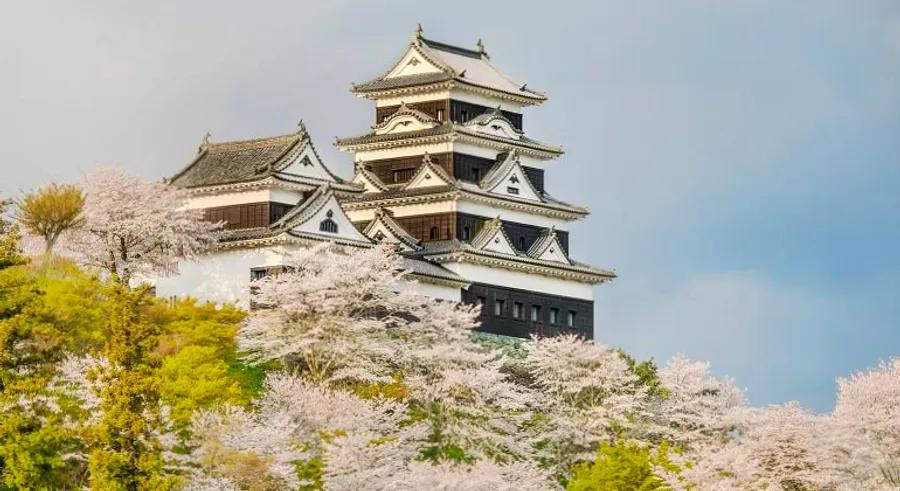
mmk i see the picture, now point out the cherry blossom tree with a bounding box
[522,334,649,472]
[828,358,900,489]
[69,167,221,285]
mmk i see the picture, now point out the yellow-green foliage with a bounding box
[149,299,251,426]
[0,259,253,490]
[15,183,85,253]
[567,441,680,491]
[0,261,109,489]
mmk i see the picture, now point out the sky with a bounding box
[2,1,899,412]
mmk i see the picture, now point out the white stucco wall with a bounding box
[397,279,462,301]
[441,262,594,300]
[154,247,288,307]
[186,188,305,209]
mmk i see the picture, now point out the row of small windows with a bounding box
[476,296,576,327]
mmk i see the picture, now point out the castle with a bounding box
[155,27,614,339]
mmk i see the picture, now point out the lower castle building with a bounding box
[154,27,615,339]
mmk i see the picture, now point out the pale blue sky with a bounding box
[2,1,898,411]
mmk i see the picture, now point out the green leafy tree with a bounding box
[15,183,85,253]
[0,199,24,269]
[87,285,178,491]
[567,441,680,491]
[0,261,108,489]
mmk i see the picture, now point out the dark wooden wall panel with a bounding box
[376,99,451,124]
[394,213,456,242]
[365,152,453,184]
[462,282,593,339]
[449,100,523,129]
[522,166,545,193]
[203,201,294,230]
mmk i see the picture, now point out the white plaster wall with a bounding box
[376,91,451,107]
[346,200,455,222]
[448,89,525,113]
[456,199,573,228]
[442,262,594,300]
[387,48,444,77]
[292,195,371,242]
[397,279,461,301]
[154,247,288,307]
[186,188,304,209]
[354,142,454,162]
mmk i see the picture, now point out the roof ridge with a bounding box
[420,36,482,59]
[205,131,302,149]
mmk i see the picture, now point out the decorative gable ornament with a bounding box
[372,101,442,135]
[362,208,422,252]
[276,134,341,183]
[273,184,370,244]
[351,162,389,194]
[478,150,542,201]
[527,226,571,264]
[404,153,455,190]
[470,218,518,256]
[463,106,524,141]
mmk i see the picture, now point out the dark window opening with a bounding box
[513,302,523,319]
[550,308,560,325]
[476,296,486,308]
[460,110,469,123]
[392,168,417,183]
[531,305,541,322]
[250,268,268,281]
[519,236,526,251]
[429,226,439,240]
[507,186,519,195]
[494,299,505,316]
[320,219,338,234]
[462,226,470,241]
[567,310,576,327]
[472,168,481,181]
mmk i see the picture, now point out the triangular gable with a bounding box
[352,164,389,194]
[527,227,570,264]
[372,102,441,135]
[277,185,371,243]
[404,153,455,190]
[386,44,446,78]
[464,107,523,141]
[479,151,542,201]
[276,135,341,183]
[470,218,517,256]
[362,210,421,252]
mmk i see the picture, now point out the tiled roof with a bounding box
[170,129,348,189]
[170,132,301,188]
[411,239,615,282]
[335,122,562,155]
[352,32,546,103]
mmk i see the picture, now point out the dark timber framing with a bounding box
[462,282,594,339]
[376,99,523,130]
[203,202,294,230]
[353,212,568,252]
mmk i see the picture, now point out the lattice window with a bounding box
[319,210,338,234]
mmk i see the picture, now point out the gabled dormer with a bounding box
[470,218,518,256]
[463,106,524,141]
[372,102,443,135]
[351,162,389,194]
[527,227,571,264]
[351,25,547,106]
[273,184,371,244]
[479,150,542,201]
[273,123,344,183]
[362,209,422,252]
[404,153,456,190]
